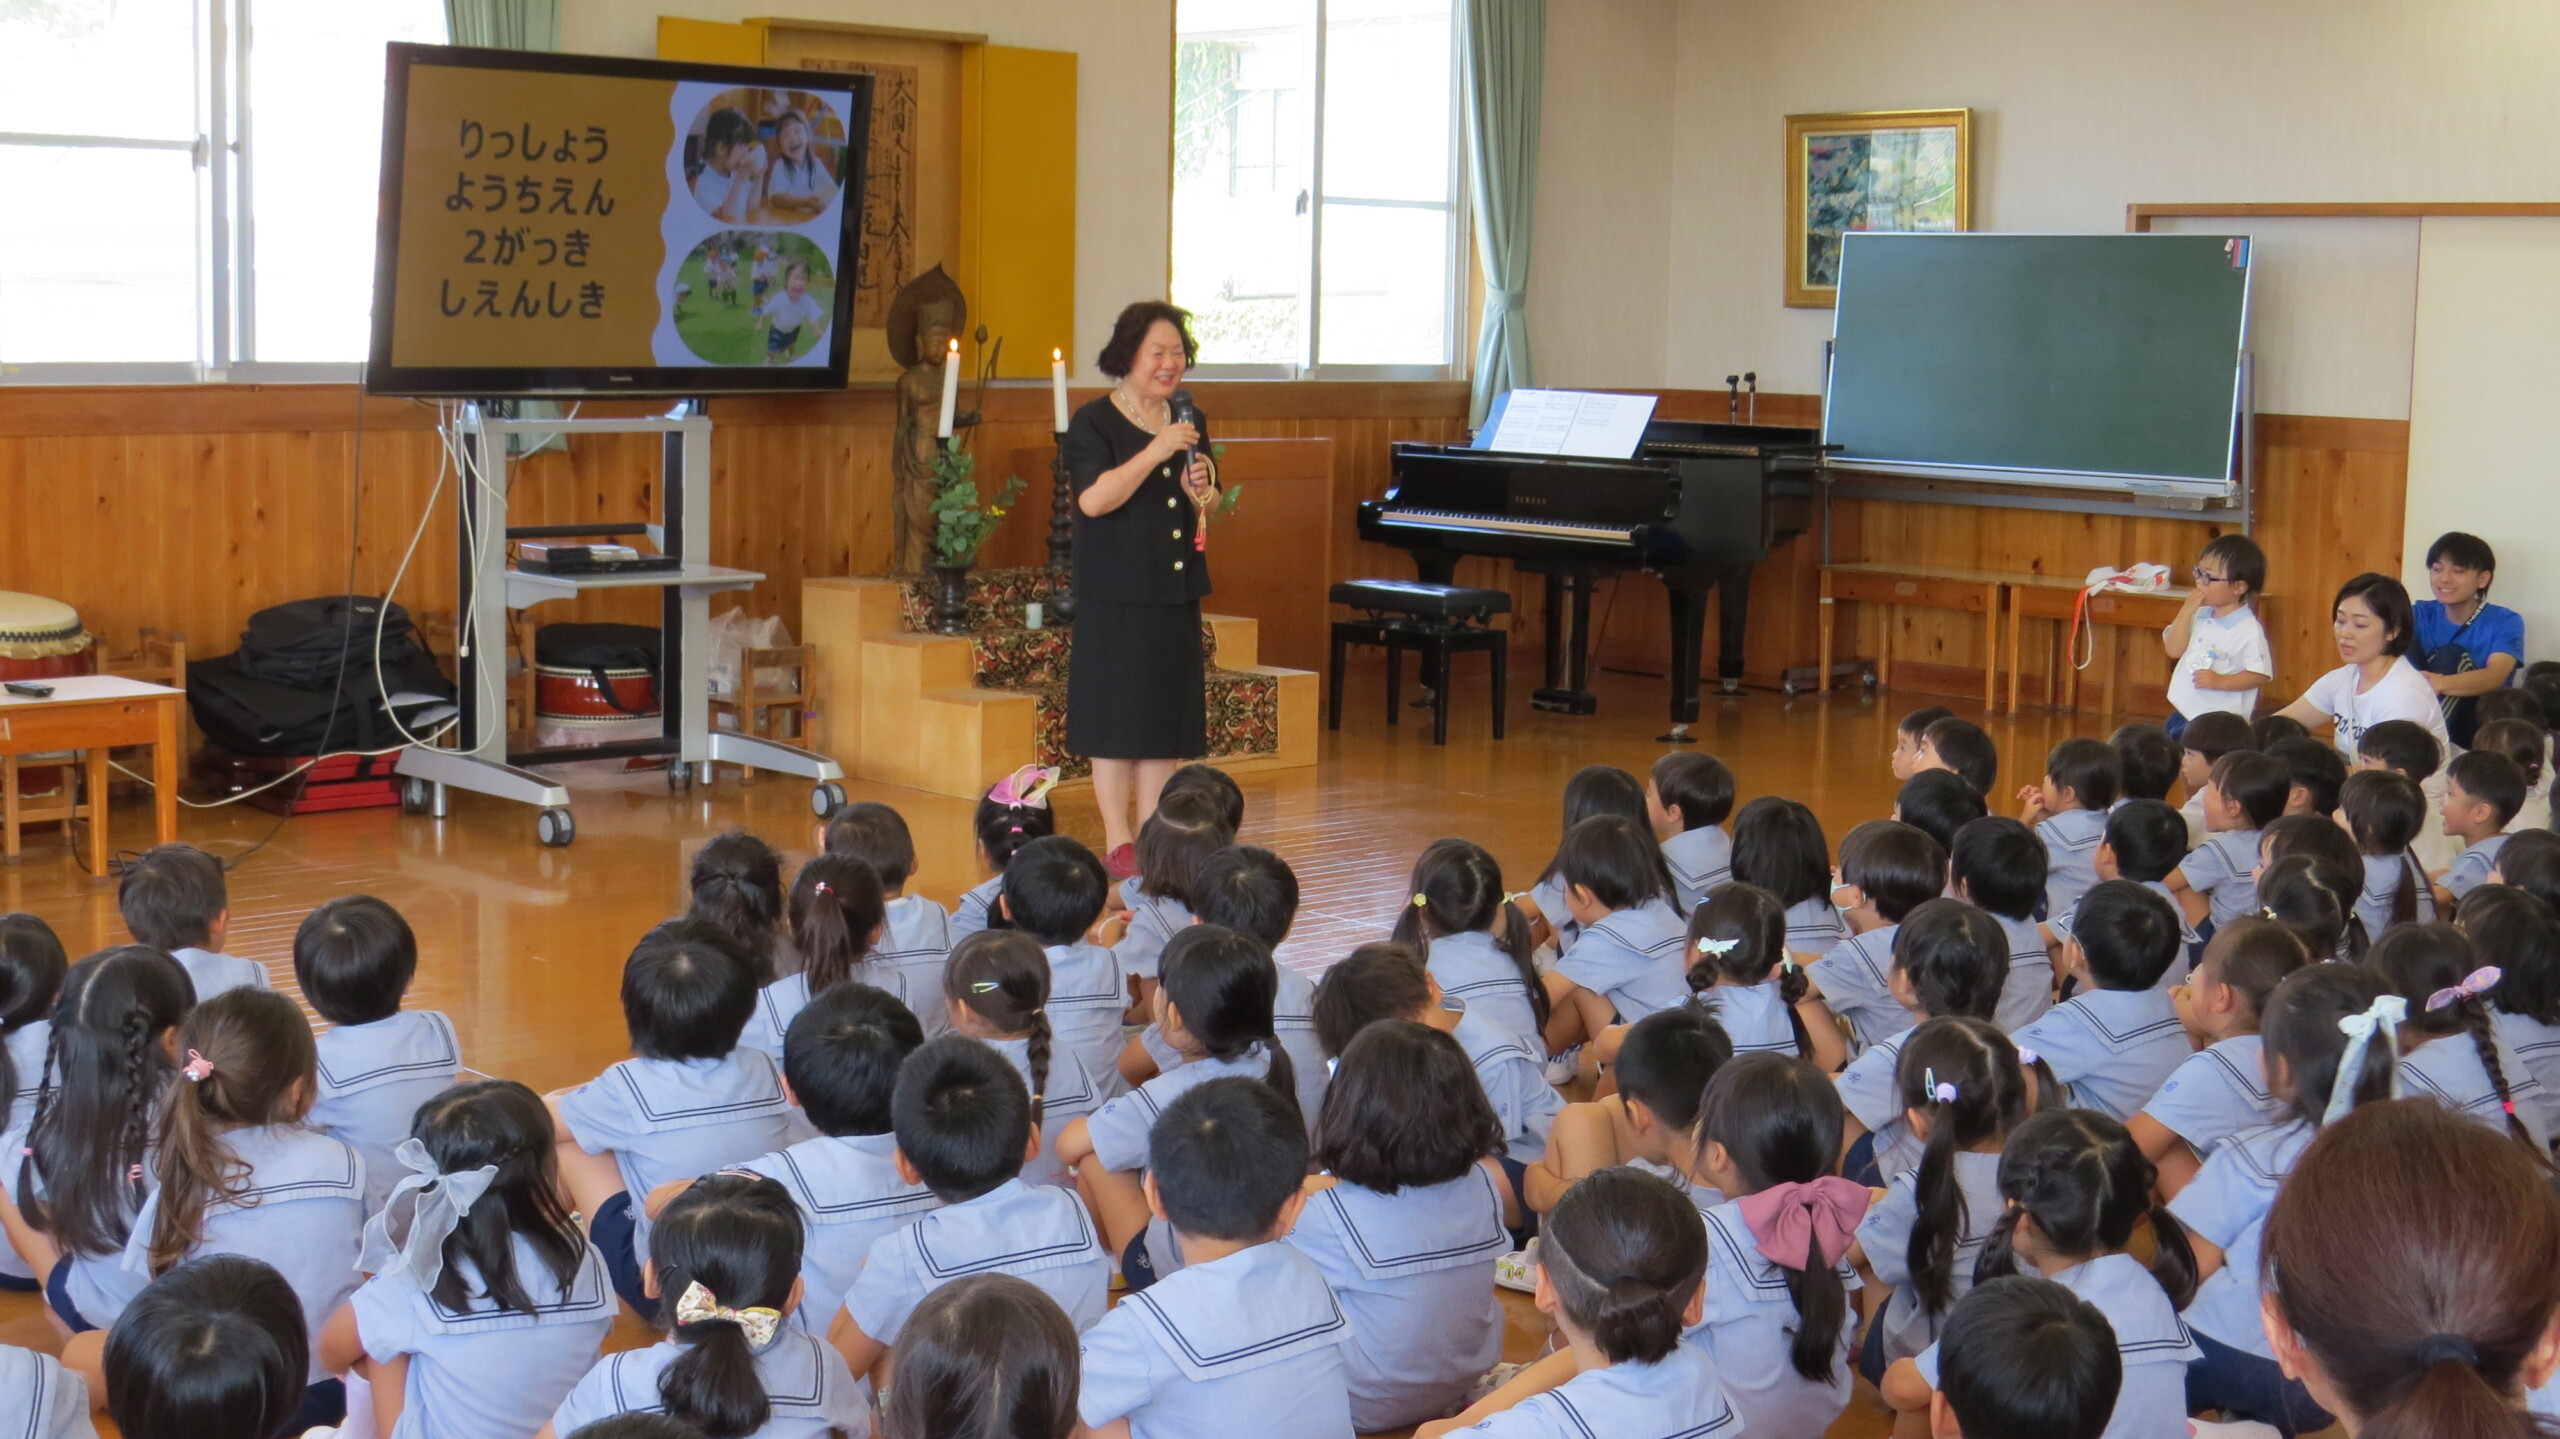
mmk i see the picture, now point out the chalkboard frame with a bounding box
[1821,232,2251,499]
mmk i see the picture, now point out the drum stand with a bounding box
[394,402,846,847]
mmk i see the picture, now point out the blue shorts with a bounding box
[591,1190,660,1324]
[44,1259,95,1333]
[765,324,802,355]
[2187,1329,2332,1435]
[0,1271,36,1292]
[292,1379,347,1431]
[2165,710,2191,743]
[1496,1153,1538,1248]
[1119,1228,1159,1294]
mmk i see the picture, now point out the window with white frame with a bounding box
[0,0,445,380]
[1171,0,1465,376]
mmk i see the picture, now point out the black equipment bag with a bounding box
[534,623,663,716]
[186,649,454,757]
[234,596,425,690]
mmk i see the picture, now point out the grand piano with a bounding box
[1356,419,1824,734]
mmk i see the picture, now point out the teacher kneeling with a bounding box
[1062,301,1218,874]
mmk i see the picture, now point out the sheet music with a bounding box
[1481,389,1659,459]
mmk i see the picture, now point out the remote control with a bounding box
[4,681,54,698]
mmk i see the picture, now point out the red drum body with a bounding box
[534,665,660,719]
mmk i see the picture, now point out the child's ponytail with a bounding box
[1158,925,1298,1127]
[974,765,1060,871]
[653,1171,803,1439]
[1537,1167,1707,1366]
[1694,1052,1858,1383]
[945,930,1056,1126]
[788,855,888,996]
[1894,1018,2028,1318]
[150,988,316,1273]
[1975,1108,2196,1307]
[1391,838,1549,1028]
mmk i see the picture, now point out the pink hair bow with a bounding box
[1735,1176,1868,1271]
[989,764,1059,810]
[2426,965,2502,1013]
[181,1049,215,1082]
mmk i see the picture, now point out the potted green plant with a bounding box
[927,440,1025,634]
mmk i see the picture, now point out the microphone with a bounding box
[1168,389,1200,480]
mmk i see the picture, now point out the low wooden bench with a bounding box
[1817,563,2005,709]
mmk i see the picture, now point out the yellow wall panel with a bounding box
[654,17,765,65]
[960,45,1077,378]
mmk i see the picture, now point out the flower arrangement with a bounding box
[931,438,1025,567]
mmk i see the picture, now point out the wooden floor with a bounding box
[0,667,2136,1436]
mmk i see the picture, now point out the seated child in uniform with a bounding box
[2436,748,2527,906]
[955,766,1059,939]
[1806,820,1948,1049]
[1414,1167,1737,1439]
[1310,941,1560,1229]
[1834,899,2009,1185]
[1058,926,1299,1288]
[1538,815,1690,1055]
[2127,917,2306,1197]
[1649,752,1736,910]
[1287,1020,1512,1431]
[549,921,799,1322]
[833,1035,1110,1382]
[2011,882,2191,1122]
[683,831,790,983]
[1926,1275,2122,1439]
[2268,736,2346,819]
[1917,717,1999,799]
[2168,750,2289,931]
[2017,738,2119,919]
[294,895,463,1214]
[1894,770,1987,859]
[1893,707,1957,781]
[878,1274,1083,1439]
[119,843,267,998]
[2108,723,2182,806]
[997,836,1128,1101]
[1884,1109,2200,1439]
[1948,817,2059,1032]
[546,1173,867,1439]
[1524,1005,1731,1214]
[1076,1078,1357,1439]
[2174,710,2256,846]
[1180,845,1328,1119]
[105,1255,310,1439]
[1390,838,1549,1056]
[827,802,954,1030]
[2042,799,2199,983]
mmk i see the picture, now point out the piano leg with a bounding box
[1660,585,1707,742]
[1532,572,1601,716]
[1716,563,1755,690]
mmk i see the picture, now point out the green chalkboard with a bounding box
[1824,233,2249,493]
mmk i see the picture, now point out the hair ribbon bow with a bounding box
[989,764,1060,810]
[180,1049,214,1082]
[2425,965,2502,1014]
[1695,937,1740,957]
[674,1279,783,1349]
[1735,1177,1867,1271]
[357,1137,501,1292]
[2325,994,2409,1126]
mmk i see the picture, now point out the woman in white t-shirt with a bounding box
[2273,572,2451,762]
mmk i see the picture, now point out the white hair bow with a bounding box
[358,1137,501,1293]
[1695,937,1741,957]
[2324,994,2408,1127]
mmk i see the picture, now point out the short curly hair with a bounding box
[1096,301,1197,378]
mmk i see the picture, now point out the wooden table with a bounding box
[0,675,183,873]
[1818,563,2006,709]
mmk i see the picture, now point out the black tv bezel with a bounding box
[365,43,874,398]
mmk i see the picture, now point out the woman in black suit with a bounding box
[1060,301,1218,874]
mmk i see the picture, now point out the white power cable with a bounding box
[107,721,455,807]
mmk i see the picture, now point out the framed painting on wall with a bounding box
[1785,108,1971,308]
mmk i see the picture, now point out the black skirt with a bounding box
[1066,599,1206,760]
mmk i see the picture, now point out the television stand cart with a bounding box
[395,402,847,846]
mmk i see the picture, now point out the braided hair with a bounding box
[20,946,191,1259]
[944,930,1056,1126]
[2367,924,2546,1158]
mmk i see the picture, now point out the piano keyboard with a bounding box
[1372,510,1639,544]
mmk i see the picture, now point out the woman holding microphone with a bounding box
[1060,301,1219,875]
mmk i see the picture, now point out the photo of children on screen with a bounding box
[683,88,846,226]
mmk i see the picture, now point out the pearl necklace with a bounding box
[1112,386,1168,433]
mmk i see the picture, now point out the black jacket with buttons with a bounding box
[1061,395,1214,605]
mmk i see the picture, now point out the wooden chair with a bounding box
[708,644,819,783]
[2,630,185,862]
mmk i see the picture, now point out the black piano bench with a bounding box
[1327,580,1511,745]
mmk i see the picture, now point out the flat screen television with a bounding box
[366,43,872,396]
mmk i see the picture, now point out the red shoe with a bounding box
[1105,842,1139,880]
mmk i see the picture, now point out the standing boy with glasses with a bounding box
[2161,534,2274,743]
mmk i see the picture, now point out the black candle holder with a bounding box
[1046,430,1076,625]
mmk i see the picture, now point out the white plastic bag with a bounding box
[707,611,794,696]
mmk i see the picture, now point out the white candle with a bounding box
[1025,601,1044,630]
[936,337,960,439]
[1050,348,1070,433]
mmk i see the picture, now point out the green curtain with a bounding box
[444,0,559,52]
[1460,0,1544,427]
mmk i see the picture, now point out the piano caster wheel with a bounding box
[1861,670,1880,693]
[1781,680,1802,698]
[1655,723,1697,745]
[1719,678,1743,697]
